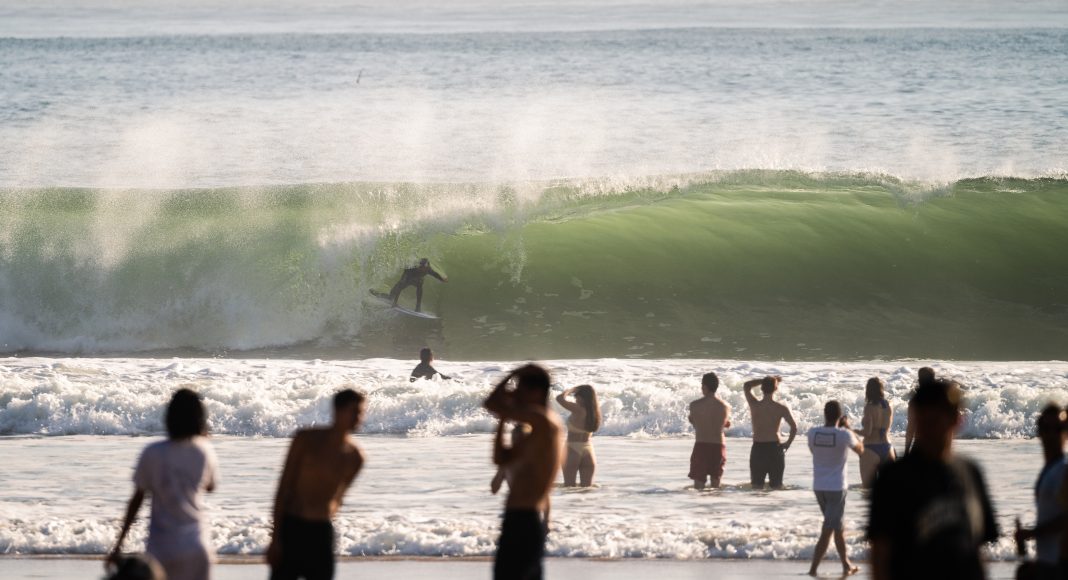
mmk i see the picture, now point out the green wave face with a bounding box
[2,172,1067,360]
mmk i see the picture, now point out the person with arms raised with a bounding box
[556,384,602,487]
[484,364,562,580]
[744,375,798,490]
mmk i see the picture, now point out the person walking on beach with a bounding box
[484,364,562,580]
[868,378,998,580]
[267,389,366,580]
[388,258,447,313]
[855,377,895,488]
[688,372,732,489]
[744,375,797,490]
[903,366,936,455]
[1014,404,1067,578]
[411,347,451,382]
[807,400,863,577]
[556,384,602,487]
[108,388,218,580]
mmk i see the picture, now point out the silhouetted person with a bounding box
[903,366,936,455]
[411,347,451,382]
[108,389,218,580]
[268,389,367,580]
[484,364,562,580]
[389,258,447,312]
[807,400,863,576]
[1014,405,1067,578]
[556,384,601,487]
[744,375,798,490]
[855,377,896,488]
[688,372,732,489]
[868,378,998,580]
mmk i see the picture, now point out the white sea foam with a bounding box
[2,357,1066,438]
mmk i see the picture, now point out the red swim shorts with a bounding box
[688,442,726,481]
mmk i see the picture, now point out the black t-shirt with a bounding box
[868,453,999,580]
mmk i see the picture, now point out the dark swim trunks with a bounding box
[750,441,786,489]
[688,442,726,483]
[867,442,893,462]
[494,510,546,580]
[270,515,335,580]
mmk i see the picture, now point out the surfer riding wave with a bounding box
[387,258,447,313]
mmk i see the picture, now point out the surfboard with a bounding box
[369,290,440,320]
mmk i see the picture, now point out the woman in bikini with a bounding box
[854,377,895,488]
[556,385,602,487]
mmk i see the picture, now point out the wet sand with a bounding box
[1,555,1019,579]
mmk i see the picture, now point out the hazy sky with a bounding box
[3,0,1067,37]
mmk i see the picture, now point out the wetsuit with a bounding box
[389,265,445,312]
[410,362,450,382]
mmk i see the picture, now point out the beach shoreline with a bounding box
[0,554,1020,579]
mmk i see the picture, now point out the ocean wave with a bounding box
[2,172,1068,360]
[2,357,1065,439]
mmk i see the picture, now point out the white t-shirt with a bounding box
[1036,459,1067,564]
[133,436,218,561]
[807,426,858,491]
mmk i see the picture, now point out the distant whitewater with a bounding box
[2,357,1065,439]
[2,172,1067,360]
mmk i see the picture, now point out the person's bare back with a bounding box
[503,410,561,513]
[745,377,797,444]
[690,396,731,444]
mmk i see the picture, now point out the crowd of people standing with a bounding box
[104,361,1064,580]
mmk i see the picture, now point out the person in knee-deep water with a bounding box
[688,372,732,489]
[854,377,896,488]
[744,375,798,490]
[556,384,602,487]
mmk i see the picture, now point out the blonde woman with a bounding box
[556,385,602,487]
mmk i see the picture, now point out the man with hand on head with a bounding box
[483,364,562,580]
[268,389,367,580]
[744,375,798,490]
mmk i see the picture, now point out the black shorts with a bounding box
[494,510,546,580]
[270,515,335,580]
[750,442,785,489]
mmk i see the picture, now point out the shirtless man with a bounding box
[483,364,562,580]
[744,375,798,490]
[268,389,366,580]
[688,372,732,489]
[388,258,447,312]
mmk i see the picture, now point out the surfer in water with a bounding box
[388,258,447,313]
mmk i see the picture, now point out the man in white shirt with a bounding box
[807,400,863,576]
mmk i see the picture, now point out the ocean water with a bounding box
[2,0,1067,565]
